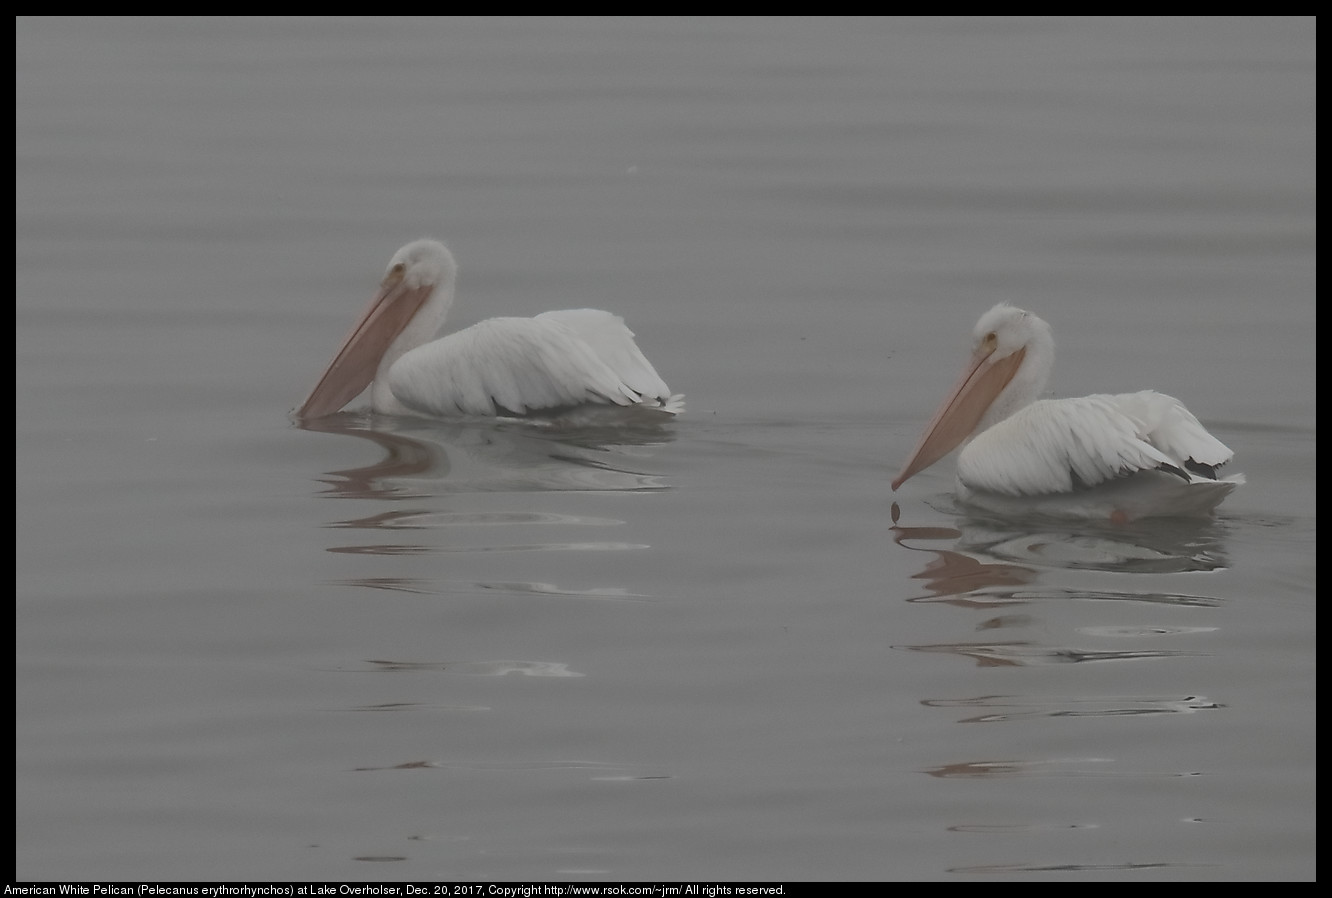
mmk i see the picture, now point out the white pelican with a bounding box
[892,304,1242,522]
[296,239,682,420]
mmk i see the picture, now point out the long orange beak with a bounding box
[891,343,1025,490]
[295,270,433,419]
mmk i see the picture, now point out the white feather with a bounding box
[389,316,651,417]
[957,392,1231,496]
[535,309,673,403]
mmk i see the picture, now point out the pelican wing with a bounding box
[385,316,650,418]
[1105,390,1234,476]
[956,391,1234,497]
[535,309,673,403]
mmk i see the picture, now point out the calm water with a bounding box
[16,17,1315,881]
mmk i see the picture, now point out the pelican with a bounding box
[892,304,1242,522]
[296,239,682,420]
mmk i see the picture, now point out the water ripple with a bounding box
[923,694,1222,722]
[335,577,646,600]
[361,659,585,677]
[904,641,1202,667]
[329,509,624,529]
[328,541,647,555]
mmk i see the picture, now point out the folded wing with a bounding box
[386,312,674,417]
[957,391,1235,497]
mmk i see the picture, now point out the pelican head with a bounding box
[892,304,1054,490]
[295,239,457,419]
[386,238,457,292]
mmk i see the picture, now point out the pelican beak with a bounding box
[891,343,1025,490]
[295,268,433,419]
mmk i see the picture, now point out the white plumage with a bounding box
[296,239,681,420]
[893,304,1241,521]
